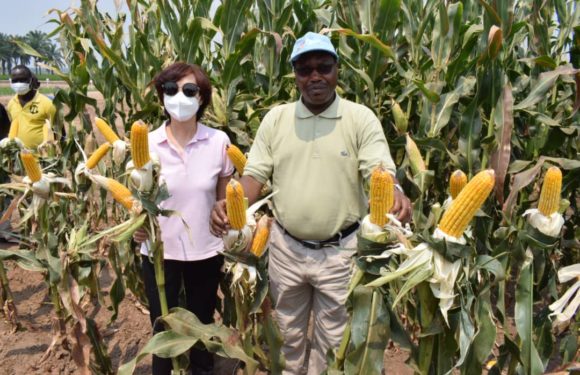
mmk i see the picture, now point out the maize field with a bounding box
[0,0,578,374]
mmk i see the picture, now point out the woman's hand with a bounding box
[133,227,149,243]
[210,199,229,237]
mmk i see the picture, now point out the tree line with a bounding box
[0,31,63,76]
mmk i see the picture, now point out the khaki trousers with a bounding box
[269,223,357,375]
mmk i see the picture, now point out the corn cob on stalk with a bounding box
[405,134,426,175]
[130,121,150,169]
[42,120,54,143]
[92,175,134,210]
[391,99,408,134]
[369,166,394,226]
[95,117,120,143]
[8,118,19,139]
[226,180,247,230]
[85,143,111,169]
[438,169,495,238]
[538,166,562,216]
[449,170,468,199]
[226,144,247,176]
[20,151,42,183]
[250,215,272,257]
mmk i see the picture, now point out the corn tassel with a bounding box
[8,118,19,139]
[226,144,247,176]
[369,166,394,226]
[449,170,468,199]
[406,134,426,175]
[538,166,562,216]
[130,120,150,168]
[438,169,495,238]
[251,215,271,257]
[20,151,42,183]
[226,180,246,230]
[86,143,111,169]
[95,117,120,143]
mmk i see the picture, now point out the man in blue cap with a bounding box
[211,31,411,374]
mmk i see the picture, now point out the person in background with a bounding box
[6,65,56,149]
[0,103,9,139]
[210,32,412,374]
[133,62,234,375]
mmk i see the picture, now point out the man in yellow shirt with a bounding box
[211,33,412,374]
[6,65,56,149]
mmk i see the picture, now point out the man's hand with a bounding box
[210,199,229,237]
[392,189,412,223]
[133,227,148,243]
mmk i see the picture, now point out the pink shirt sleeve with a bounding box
[220,134,235,177]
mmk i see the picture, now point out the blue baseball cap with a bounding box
[290,32,338,63]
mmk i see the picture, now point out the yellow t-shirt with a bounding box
[244,95,397,240]
[7,92,56,149]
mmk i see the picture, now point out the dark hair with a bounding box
[151,62,212,121]
[11,65,40,89]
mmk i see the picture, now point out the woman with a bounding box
[135,62,233,375]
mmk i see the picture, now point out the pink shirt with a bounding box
[141,121,233,261]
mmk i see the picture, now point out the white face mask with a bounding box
[11,82,31,95]
[163,92,200,122]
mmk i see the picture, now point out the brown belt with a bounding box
[278,221,360,250]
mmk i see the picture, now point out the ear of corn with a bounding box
[369,166,394,226]
[95,117,120,143]
[538,166,562,216]
[226,180,246,230]
[8,118,19,139]
[391,99,408,134]
[130,120,150,168]
[449,170,468,199]
[405,133,426,175]
[226,144,247,176]
[95,176,134,210]
[86,143,111,169]
[438,169,495,238]
[251,215,271,257]
[20,151,42,183]
[43,120,54,143]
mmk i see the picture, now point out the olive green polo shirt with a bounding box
[245,95,396,241]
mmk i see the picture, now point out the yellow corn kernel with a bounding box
[20,151,42,183]
[226,144,247,176]
[106,178,134,210]
[130,120,150,168]
[449,170,468,199]
[86,143,111,169]
[226,180,246,230]
[8,118,19,139]
[438,169,495,238]
[42,120,54,143]
[251,215,272,257]
[405,133,426,175]
[538,166,562,216]
[369,166,394,226]
[95,117,120,143]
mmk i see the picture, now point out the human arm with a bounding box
[209,175,264,236]
[358,108,412,223]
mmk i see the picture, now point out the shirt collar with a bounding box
[295,93,342,119]
[154,121,210,146]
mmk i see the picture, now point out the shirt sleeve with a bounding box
[357,108,397,179]
[243,109,276,184]
[220,133,235,177]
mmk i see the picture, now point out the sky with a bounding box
[0,0,126,36]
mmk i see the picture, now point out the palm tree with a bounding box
[0,33,11,75]
[25,31,51,74]
[43,42,64,70]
